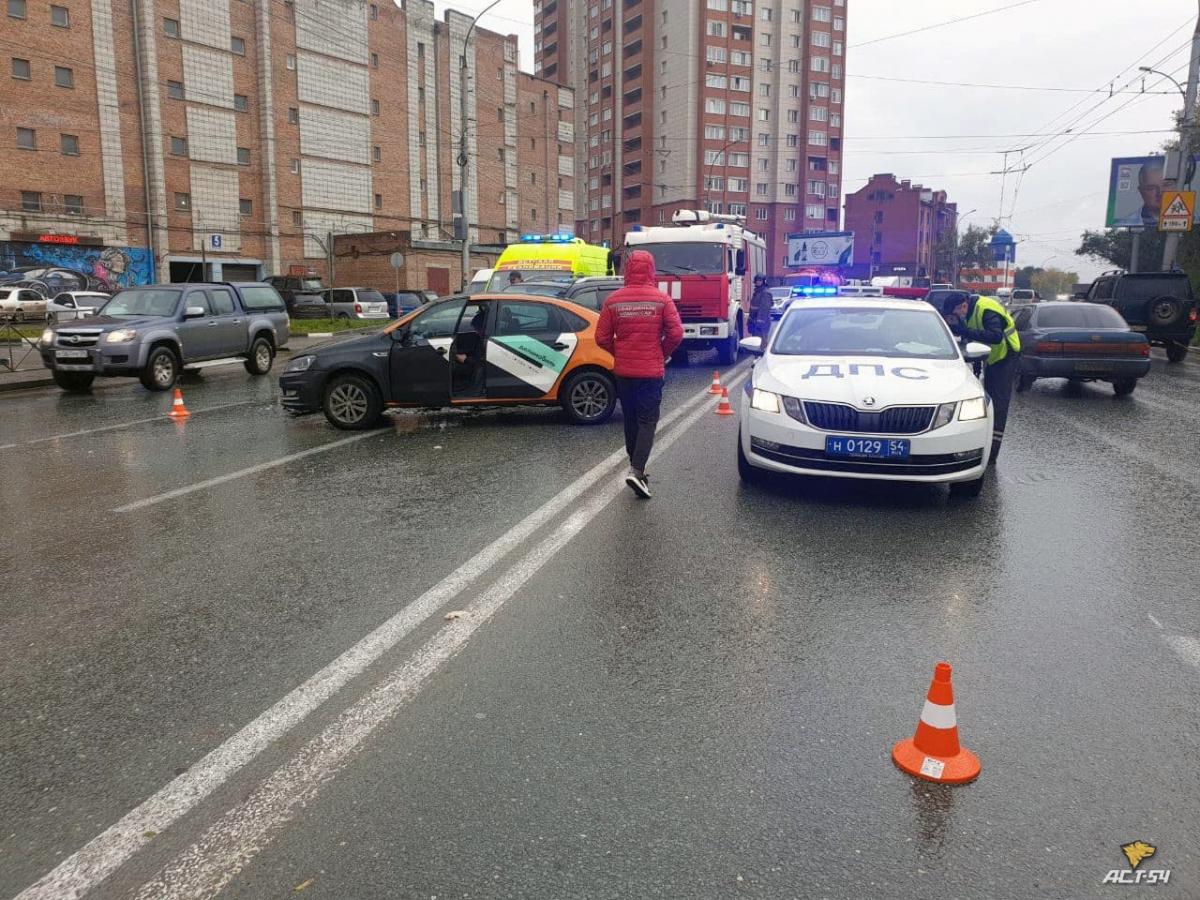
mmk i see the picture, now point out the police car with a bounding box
[737,297,994,498]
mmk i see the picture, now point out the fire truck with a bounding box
[624,210,768,365]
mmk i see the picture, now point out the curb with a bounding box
[0,375,54,393]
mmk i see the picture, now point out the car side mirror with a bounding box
[183,306,207,319]
[390,326,410,343]
[963,341,990,361]
[739,336,764,355]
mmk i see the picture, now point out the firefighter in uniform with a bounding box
[940,292,1021,464]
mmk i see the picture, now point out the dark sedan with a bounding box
[1013,301,1151,396]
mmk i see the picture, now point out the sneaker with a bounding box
[625,472,652,499]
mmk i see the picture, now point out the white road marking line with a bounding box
[1163,634,1200,670]
[111,432,380,513]
[1148,614,1164,630]
[1037,407,1200,491]
[15,366,747,900]
[0,401,263,451]
[134,370,750,900]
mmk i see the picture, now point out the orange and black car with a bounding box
[280,293,617,429]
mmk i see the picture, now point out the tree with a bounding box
[1031,268,1079,299]
[956,224,998,271]
[1076,229,1167,273]
[1013,265,1041,289]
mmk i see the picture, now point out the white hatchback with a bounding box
[737,298,994,498]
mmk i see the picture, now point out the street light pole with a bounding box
[459,0,505,291]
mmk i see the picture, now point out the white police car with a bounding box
[737,297,994,498]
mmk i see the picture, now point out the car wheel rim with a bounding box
[571,378,609,420]
[330,384,368,423]
[154,355,174,386]
[256,344,271,369]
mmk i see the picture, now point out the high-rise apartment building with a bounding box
[535,0,846,276]
[1,0,575,287]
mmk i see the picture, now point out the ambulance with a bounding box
[623,210,767,365]
[487,234,613,291]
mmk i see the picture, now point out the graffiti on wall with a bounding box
[0,242,155,293]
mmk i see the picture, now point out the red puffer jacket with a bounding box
[596,250,685,378]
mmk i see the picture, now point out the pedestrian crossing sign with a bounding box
[1158,191,1195,232]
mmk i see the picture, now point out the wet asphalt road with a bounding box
[1,350,1199,900]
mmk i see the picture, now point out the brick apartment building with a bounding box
[1,0,575,290]
[534,0,847,277]
[842,173,958,283]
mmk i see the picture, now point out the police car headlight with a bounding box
[959,396,987,421]
[751,388,781,413]
[932,401,957,429]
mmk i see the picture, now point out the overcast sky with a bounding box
[435,0,1193,278]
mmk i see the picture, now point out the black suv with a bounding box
[1084,270,1197,362]
[266,274,329,319]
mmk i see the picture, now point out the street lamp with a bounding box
[1139,66,1187,101]
[458,0,506,290]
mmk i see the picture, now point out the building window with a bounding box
[755,208,768,221]
[289,158,299,173]
[813,32,831,48]
[237,146,250,165]
[170,136,187,155]
[174,192,190,210]
[234,93,248,111]
[371,98,380,115]
[813,5,832,21]
[7,0,26,18]
[371,52,379,68]
[287,107,299,124]
[811,56,830,73]
[369,2,377,18]
[50,4,68,26]
[54,66,73,88]
[64,194,83,215]
[372,145,381,162]
[784,208,796,221]
[16,126,35,149]
[11,57,31,79]
[21,190,41,211]
[239,198,252,216]
[286,54,295,70]
[60,133,79,155]
[163,16,179,36]
[374,193,382,210]
[231,36,245,55]
[168,80,184,100]
[292,210,302,225]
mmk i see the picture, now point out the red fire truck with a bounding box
[623,210,768,364]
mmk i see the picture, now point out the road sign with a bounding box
[1159,191,1195,232]
[389,252,405,268]
[210,233,223,250]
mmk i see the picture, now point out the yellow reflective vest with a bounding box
[967,296,1021,364]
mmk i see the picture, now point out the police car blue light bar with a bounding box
[791,285,838,296]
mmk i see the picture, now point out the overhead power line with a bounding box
[849,0,1041,49]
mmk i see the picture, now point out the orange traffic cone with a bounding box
[715,387,734,416]
[167,387,191,419]
[709,370,723,394]
[892,662,980,784]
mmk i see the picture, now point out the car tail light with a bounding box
[1138,343,1150,357]
[1035,340,1063,354]
[1189,307,1197,324]
[354,303,362,313]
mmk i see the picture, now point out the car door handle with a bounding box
[206,321,218,327]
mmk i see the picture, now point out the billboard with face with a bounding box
[785,231,854,267]
[1105,156,1200,228]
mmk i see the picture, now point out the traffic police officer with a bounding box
[940,292,1021,464]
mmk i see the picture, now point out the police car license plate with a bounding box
[825,436,911,460]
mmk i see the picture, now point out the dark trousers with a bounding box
[615,376,664,473]
[984,352,1019,461]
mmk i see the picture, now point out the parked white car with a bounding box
[46,291,110,322]
[323,287,390,320]
[737,298,994,499]
[0,286,48,322]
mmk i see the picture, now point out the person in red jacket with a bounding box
[596,250,685,499]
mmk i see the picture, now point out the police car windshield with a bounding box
[637,242,725,275]
[772,307,959,360]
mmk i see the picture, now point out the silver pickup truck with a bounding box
[39,282,290,392]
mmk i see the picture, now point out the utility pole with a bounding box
[1162,3,1200,270]
[458,0,505,291]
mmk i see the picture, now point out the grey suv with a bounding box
[1085,270,1197,362]
[40,282,290,392]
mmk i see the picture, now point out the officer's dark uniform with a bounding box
[943,293,1021,463]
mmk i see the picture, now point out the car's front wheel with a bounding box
[737,433,766,485]
[140,345,180,391]
[560,369,616,425]
[1112,379,1137,397]
[322,372,384,430]
[949,475,985,499]
[244,336,274,376]
[1165,340,1190,363]
[52,370,94,392]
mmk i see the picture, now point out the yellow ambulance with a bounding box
[487,234,613,290]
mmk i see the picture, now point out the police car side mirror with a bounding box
[963,341,990,362]
[739,336,764,355]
